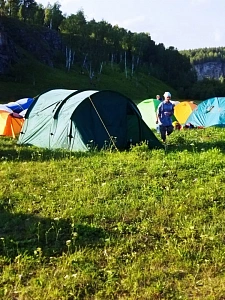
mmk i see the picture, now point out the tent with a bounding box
[137,98,178,129]
[137,98,161,129]
[170,100,180,106]
[0,104,13,113]
[170,101,180,122]
[186,97,225,127]
[0,110,24,138]
[18,89,163,151]
[174,101,197,125]
[19,109,28,117]
[6,97,34,113]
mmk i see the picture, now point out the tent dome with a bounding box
[0,104,13,113]
[0,110,24,138]
[137,98,161,129]
[186,97,225,127]
[174,101,197,125]
[18,89,162,151]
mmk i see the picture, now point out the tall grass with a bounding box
[0,63,176,104]
[1,128,225,299]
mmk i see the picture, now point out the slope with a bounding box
[0,61,177,104]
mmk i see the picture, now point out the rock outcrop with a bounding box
[0,17,64,74]
[193,61,225,80]
[0,30,18,74]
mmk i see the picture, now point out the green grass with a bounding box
[1,128,225,299]
[0,62,177,104]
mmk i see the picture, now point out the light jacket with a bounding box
[157,101,174,126]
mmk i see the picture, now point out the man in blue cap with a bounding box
[156,92,174,143]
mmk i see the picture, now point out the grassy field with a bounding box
[0,63,177,105]
[1,127,225,299]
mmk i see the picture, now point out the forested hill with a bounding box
[0,1,196,99]
[180,47,225,64]
[181,48,225,83]
[2,1,225,100]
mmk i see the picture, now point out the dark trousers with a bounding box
[159,125,173,141]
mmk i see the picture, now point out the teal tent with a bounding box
[186,97,225,127]
[18,89,162,151]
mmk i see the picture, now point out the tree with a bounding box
[60,10,87,37]
[0,0,7,16]
[18,0,37,23]
[33,3,45,25]
[44,2,64,31]
[5,0,20,18]
[60,10,88,70]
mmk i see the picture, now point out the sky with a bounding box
[37,0,225,51]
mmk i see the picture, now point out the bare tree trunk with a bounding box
[65,47,70,71]
[65,47,75,71]
[82,54,88,69]
[131,55,134,77]
[124,51,128,78]
[120,53,123,63]
[111,53,114,70]
[85,62,94,83]
[99,61,103,74]
[136,55,140,67]
[71,51,75,66]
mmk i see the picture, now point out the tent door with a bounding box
[126,104,141,146]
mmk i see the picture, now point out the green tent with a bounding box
[138,98,177,129]
[137,98,161,129]
[18,89,163,151]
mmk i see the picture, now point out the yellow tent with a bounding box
[174,101,197,125]
[0,110,24,138]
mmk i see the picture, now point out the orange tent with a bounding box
[0,110,24,138]
[174,101,197,125]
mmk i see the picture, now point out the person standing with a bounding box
[156,92,174,143]
[156,94,163,101]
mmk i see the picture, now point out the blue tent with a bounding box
[186,97,225,127]
[6,98,34,113]
[0,104,13,113]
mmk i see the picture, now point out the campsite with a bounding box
[1,67,225,300]
[1,89,225,298]
[2,4,225,299]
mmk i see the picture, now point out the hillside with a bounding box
[3,12,225,101]
[0,16,189,103]
[0,62,177,104]
[2,16,225,103]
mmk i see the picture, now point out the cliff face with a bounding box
[194,61,225,80]
[0,30,18,74]
[0,17,64,75]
